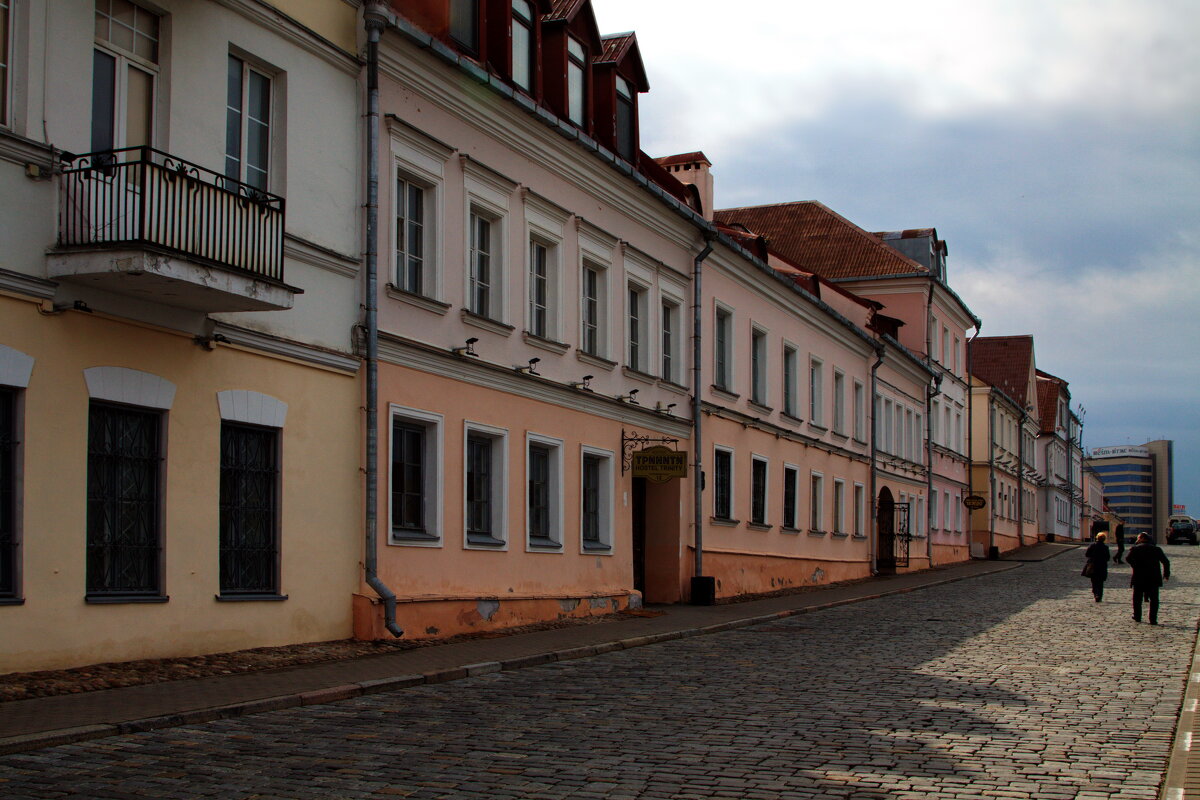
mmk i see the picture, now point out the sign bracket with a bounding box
[621,430,680,474]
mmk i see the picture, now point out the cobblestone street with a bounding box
[3,548,1198,799]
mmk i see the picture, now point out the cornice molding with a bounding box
[284,234,360,278]
[213,322,360,372]
[215,0,362,75]
[0,266,57,300]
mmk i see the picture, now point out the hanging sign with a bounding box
[631,446,688,483]
[963,495,986,510]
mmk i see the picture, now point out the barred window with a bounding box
[219,422,279,595]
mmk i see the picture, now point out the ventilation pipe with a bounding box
[690,230,717,604]
[363,1,402,637]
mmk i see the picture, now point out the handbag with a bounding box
[1082,562,1094,577]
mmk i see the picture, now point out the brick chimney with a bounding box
[654,152,714,221]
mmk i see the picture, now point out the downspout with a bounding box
[925,372,942,564]
[868,343,885,575]
[987,391,996,558]
[1017,406,1026,547]
[966,322,983,557]
[363,2,402,638]
[690,230,717,602]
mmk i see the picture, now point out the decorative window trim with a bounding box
[713,444,735,521]
[782,462,801,532]
[463,421,508,549]
[216,390,287,428]
[580,445,614,554]
[750,453,769,527]
[526,432,563,551]
[388,405,444,547]
[84,366,176,410]
[0,345,33,388]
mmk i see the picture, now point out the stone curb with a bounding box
[0,559,1025,756]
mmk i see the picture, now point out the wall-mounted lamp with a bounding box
[514,357,541,375]
[569,374,594,391]
[655,402,677,414]
[193,333,231,351]
[617,388,640,404]
[451,337,479,357]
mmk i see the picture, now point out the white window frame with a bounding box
[394,173,434,297]
[661,298,680,383]
[809,357,824,427]
[389,126,451,306]
[783,463,801,531]
[809,472,824,533]
[782,343,799,418]
[526,432,563,551]
[468,207,501,320]
[510,0,534,91]
[853,379,865,441]
[882,398,893,453]
[714,304,733,391]
[463,421,508,549]
[750,454,769,526]
[832,369,846,435]
[943,489,951,530]
[853,482,866,537]
[627,280,649,372]
[580,259,608,358]
[833,478,846,534]
[389,405,444,546]
[566,36,586,126]
[92,0,160,156]
[580,446,614,553]
[750,326,768,405]
[713,445,735,521]
[929,490,939,530]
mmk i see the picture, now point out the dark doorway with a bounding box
[632,477,647,594]
[876,487,896,575]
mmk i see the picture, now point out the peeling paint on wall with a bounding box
[477,599,500,621]
[559,598,581,613]
[810,567,826,584]
[588,597,608,610]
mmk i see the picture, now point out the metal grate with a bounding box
[219,422,279,595]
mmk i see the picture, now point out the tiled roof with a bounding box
[712,201,927,280]
[1036,376,1060,433]
[597,32,648,91]
[873,229,936,240]
[970,335,1035,406]
[655,151,711,168]
[545,0,586,21]
[599,32,633,61]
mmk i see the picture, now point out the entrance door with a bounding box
[877,487,896,574]
[631,477,647,594]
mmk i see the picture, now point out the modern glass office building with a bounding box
[1085,440,1173,538]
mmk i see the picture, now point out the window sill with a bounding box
[0,597,25,606]
[710,385,739,401]
[780,411,804,426]
[747,522,773,531]
[830,429,849,440]
[852,437,868,446]
[852,533,868,540]
[386,284,451,315]
[577,350,617,371]
[710,516,740,527]
[780,526,802,535]
[806,529,827,537]
[831,531,850,538]
[216,593,288,602]
[808,423,828,434]
[659,379,690,395]
[622,366,658,385]
[523,332,570,355]
[461,309,515,336]
[466,533,506,548]
[582,541,612,554]
[390,530,442,547]
[527,536,563,551]
[86,595,169,604]
[748,400,773,415]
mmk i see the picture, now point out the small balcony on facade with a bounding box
[48,147,297,312]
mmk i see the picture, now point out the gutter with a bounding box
[690,230,717,604]
[362,1,403,638]
[869,343,885,574]
[925,372,943,563]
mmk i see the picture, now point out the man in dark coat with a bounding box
[1126,532,1171,624]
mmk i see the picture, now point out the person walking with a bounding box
[1083,532,1110,602]
[1113,528,1125,564]
[1126,532,1171,624]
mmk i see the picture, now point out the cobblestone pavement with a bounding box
[3,548,1198,799]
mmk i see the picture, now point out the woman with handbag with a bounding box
[1084,532,1110,602]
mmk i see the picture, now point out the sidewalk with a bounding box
[0,543,1074,755]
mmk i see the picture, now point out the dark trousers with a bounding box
[1133,585,1160,623]
[1090,576,1105,600]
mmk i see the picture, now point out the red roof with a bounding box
[970,336,1035,406]
[597,32,649,92]
[713,201,926,280]
[655,151,711,168]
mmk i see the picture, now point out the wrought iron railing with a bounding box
[58,147,285,283]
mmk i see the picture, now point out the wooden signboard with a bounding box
[631,446,688,483]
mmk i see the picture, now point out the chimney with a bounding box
[655,152,714,221]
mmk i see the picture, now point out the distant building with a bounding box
[1085,441,1174,539]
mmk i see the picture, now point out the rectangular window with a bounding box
[750,457,768,526]
[86,402,162,597]
[713,447,733,520]
[942,326,950,369]
[510,0,534,91]
[225,55,271,191]
[92,0,159,157]
[527,436,562,549]
[219,422,279,596]
[931,400,940,445]
[391,410,441,543]
[955,495,962,532]
[833,370,846,434]
[1,0,11,126]
[464,435,498,545]
[853,483,865,537]
[750,328,767,405]
[469,211,494,318]
[528,240,549,338]
[905,409,914,461]
[809,473,824,532]
[395,177,427,295]
[943,489,951,530]
[953,336,961,375]
[661,301,677,382]
[581,263,604,356]
[929,490,939,530]
[809,358,824,426]
[0,387,16,597]
[783,345,798,417]
[449,0,479,53]
[566,37,586,126]
[714,307,732,390]
[833,479,846,534]
[615,75,635,160]
[882,399,893,453]
[581,449,613,551]
[853,380,865,440]
[783,465,799,530]
[628,283,646,371]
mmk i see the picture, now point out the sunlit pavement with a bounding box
[1,547,1197,799]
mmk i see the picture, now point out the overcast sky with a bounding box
[595,0,1200,519]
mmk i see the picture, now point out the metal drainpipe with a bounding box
[868,343,885,574]
[925,373,942,564]
[966,322,982,557]
[363,3,402,638]
[987,391,996,557]
[690,231,717,600]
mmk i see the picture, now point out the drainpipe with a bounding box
[1017,407,1026,547]
[965,322,983,557]
[987,392,996,558]
[362,2,402,638]
[690,230,717,604]
[868,343,885,574]
[925,373,942,564]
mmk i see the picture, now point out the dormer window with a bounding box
[566,37,586,126]
[615,76,634,160]
[511,0,534,91]
[450,0,480,54]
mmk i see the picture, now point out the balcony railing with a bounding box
[58,147,285,283]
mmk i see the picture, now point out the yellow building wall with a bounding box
[266,0,359,53]
[1,296,361,673]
